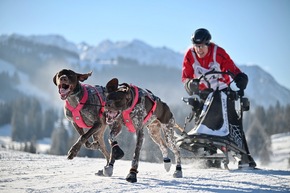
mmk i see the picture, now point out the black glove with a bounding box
[234,72,248,90]
[185,79,200,95]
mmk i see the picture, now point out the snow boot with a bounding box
[163,157,172,172]
[173,165,183,178]
[111,141,124,160]
[126,168,138,183]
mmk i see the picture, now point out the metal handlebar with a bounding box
[201,69,235,80]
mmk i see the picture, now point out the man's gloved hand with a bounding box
[234,72,248,90]
[185,79,200,95]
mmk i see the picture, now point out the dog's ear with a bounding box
[106,78,119,93]
[53,73,58,86]
[77,71,93,82]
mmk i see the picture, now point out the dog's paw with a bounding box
[173,165,183,178]
[112,146,125,160]
[67,148,77,160]
[95,169,105,176]
[103,165,113,177]
[173,170,183,178]
[163,158,171,172]
[112,142,124,160]
[84,141,92,149]
[67,154,73,160]
[126,169,138,183]
[90,142,101,149]
[67,143,82,159]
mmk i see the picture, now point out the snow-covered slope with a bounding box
[271,132,290,163]
[0,148,289,193]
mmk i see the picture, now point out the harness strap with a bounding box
[91,86,106,117]
[191,45,227,90]
[65,84,105,129]
[122,85,158,133]
[122,85,139,133]
[213,44,217,63]
[65,85,91,128]
[143,94,157,124]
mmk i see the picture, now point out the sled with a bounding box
[176,70,256,170]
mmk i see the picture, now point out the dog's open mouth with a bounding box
[58,84,71,100]
[105,110,120,125]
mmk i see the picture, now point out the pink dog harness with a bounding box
[122,85,157,133]
[65,84,105,129]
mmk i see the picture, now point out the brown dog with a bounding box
[53,69,123,175]
[104,78,183,183]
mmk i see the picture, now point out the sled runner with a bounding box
[176,70,256,170]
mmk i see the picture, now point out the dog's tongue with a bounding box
[107,110,118,118]
[106,110,119,124]
[59,88,70,99]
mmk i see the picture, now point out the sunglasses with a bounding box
[193,44,207,49]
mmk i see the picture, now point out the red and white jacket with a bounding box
[182,43,241,90]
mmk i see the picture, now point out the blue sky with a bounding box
[1,0,289,89]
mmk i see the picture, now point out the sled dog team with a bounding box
[53,28,255,183]
[53,69,182,183]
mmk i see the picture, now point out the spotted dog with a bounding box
[53,69,124,176]
[104,78,183,183]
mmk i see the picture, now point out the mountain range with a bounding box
[0,34,290,109]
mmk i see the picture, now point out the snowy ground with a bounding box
[0,148,289,193]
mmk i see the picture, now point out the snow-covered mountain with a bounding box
[240,65,290,107]
[0,34,78,54]
[1,34,290,108]
[78,39,183,68]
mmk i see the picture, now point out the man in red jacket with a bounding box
[182,28,248,94]
[181,28,256,169]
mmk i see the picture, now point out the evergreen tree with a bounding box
[27,98,42,139]
[42,108,58,138]
[0,102,12,126]
[11,99,27,141]
[247,117,270,164]
[23,139,37,153]
[284,105,290,132]
[50,119,69,155]
[10,96,43,141]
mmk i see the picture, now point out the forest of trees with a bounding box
[243,102,290,164]
[0,94,290,164]
[0,97,58,142]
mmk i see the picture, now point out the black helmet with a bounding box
[191,28,211,45]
